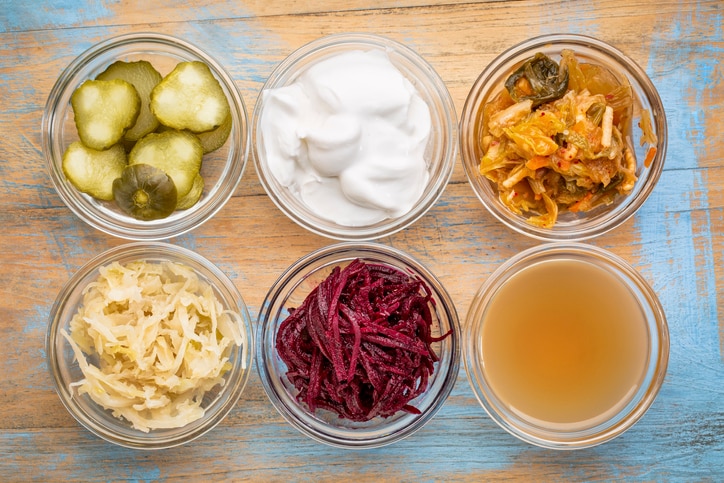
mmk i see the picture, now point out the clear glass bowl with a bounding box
[46,242,254,449]
[252,33,457,241]
[464,242,669,449]
[460,34,667,241]
[256,242,461,448]
[42,32,249,240]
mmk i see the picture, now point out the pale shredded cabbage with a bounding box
[62,260,246,432]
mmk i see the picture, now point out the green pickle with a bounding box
[128,130,203,198]
[63,58,233,218]
[71,79,140,150]
[113,164,178,220]
[150,61,230,133]
[176,174,204,210]
[196,114,232,153]
[62,142,126,201]
[96,60,163,142]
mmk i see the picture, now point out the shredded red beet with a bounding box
[275,258,452,422]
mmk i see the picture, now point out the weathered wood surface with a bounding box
[0,0,721,481]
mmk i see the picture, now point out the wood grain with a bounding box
[0,0,722,481]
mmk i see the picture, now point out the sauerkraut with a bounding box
[62,260,246,432]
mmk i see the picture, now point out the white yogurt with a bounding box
[259,49,432,226]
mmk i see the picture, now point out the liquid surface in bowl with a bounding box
[480,258,648,429]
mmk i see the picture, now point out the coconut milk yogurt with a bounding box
[259,49,432,226]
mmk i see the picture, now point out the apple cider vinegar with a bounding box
[481,258,649,429]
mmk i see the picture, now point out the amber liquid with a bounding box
[482,259,649,429]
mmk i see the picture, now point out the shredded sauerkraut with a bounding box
[62,260,246,432]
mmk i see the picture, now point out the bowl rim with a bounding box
[42,32,249,241]
[463,241,670,449]
[252,32,458,241]
[459,33,668,241]
[255,241,461,448]
[46,241,254,449]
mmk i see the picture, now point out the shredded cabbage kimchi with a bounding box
[479,50,656,228]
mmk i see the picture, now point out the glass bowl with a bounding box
[252,33,457,241]
[46,242,254,449]
[460,34,667,241]
[464,242,669,449]
[42,32,249,240]
[256,242,461,448]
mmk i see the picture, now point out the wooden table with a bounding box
[1,1,721,480]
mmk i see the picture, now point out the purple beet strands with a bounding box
[275,258,452,422]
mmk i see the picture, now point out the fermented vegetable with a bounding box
[62,260,245,432]
[176,174,204,210]
[128,130,203,199]
[62,142,126,201]
[276,259,451,422]
[60,57,234,217]
[113,164,178,220]
[150,61,230,133]
[478,49,654,227]
[196,114,232,154]
[96,60,163,143]
[505,52,569,107]
[71,79,140,150]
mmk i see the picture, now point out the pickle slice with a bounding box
[196,113,232,153]
[176,174,204,210]
[154,117,230,154]
[150,61,230,133]
[62,141,127,201]
[71,79,141,150]
[96,60,163,142]
[128,130,202,198]
[113,164,178,220]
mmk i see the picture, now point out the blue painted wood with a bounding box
[0,1,721,481]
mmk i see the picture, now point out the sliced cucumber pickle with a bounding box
[150,61,230,133]
[128,130,203,198]
[62,141,126,201]
[63,58,228,218]
[113,164,178,220]
[96,60,163,142]
[71,79,140,150]
[176,174,204,210]
[196,113,232,153]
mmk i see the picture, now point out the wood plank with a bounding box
[0,0,486,33]
[0,0,722,481]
